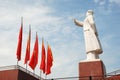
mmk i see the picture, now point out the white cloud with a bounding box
[109,0,120,5]
[94,0,99,3]
[94,0,106,5]
[93,0,120,15]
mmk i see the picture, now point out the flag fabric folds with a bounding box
[16,18,23,61]
[40,38,46,73]
[15,19,54,74]
[29,33,39,70]
[46,44,53,75]
[24,26,31,64]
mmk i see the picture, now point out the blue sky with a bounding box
[0,0,120,79]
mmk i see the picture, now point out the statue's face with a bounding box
[86,12,90,16]
[86,11,93,17]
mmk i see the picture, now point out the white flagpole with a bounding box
[40,70,42,80]
[17,60,18,66]
[45,75,47,80]
[26,62,28,73]
[33,69,35,75]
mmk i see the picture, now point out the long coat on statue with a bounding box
[74,13,103,54]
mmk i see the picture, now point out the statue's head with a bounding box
[86,10,93,16]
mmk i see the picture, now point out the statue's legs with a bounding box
[87,51,99,60]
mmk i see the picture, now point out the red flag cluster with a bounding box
[16,18,53,75]
[40,39,53,75]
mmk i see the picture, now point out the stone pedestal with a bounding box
[79,59,106,79]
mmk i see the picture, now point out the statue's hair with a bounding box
[87,10,93,14]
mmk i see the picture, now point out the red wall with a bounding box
[0,69,40,80]
[0,69,18,80]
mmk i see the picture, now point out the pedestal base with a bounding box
[79,59,106,79]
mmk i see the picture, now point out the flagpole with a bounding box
[39,70,42,80]
[25,24,31,73]
[17,60,18,66]
[45,42,48,80]
[26,62,28,73]
[45,73,47,80]
[26,63,27,70]
[45,74,47,80]
[21,16,23,25]
[31,32,36,76]
[16,17,23,67]
[33,69,35,75]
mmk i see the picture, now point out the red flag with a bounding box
[46,44,53,75]
[40,38,46,73]
[16,18,23,61]
[24,26,31,64]
[29,33,39,70]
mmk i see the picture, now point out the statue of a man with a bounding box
[73,10,103,60]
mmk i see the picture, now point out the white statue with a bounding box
[73,10,103,60]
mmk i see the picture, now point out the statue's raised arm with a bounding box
[73,19,83,27]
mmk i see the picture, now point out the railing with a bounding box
[107,69,120,76]
[0,65,120,80]
[46,76,119,80]
[0,65,17,71]
[47,76,120,80]
[0,65,42,79]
